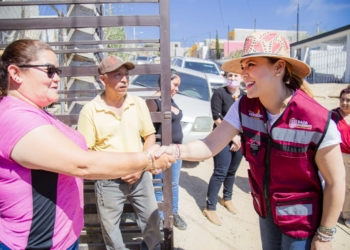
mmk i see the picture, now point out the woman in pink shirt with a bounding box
[0,39,173,250]
[332,87,350,228]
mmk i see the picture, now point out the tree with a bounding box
[103,4,128,60]
[229,49,243,59]
[215,30,220,60]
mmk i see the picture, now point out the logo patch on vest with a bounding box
[289,118,312,130]
[249,110,263,119]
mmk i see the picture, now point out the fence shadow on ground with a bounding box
[234,176,251,194]
[179,170,207,210]
[181,161,200,168]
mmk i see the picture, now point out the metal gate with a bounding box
[305,42,347,84]
[0,0,173,249]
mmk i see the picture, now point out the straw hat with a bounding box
[222,31,310,78]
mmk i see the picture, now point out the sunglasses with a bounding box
[18,64,62,78]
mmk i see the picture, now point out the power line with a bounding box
[173,32,211,42]
[246,0,253,18]
[217,0,225,27]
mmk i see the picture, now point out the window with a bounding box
[175,59,183,67]
[131,74,159,87]
[131,72,210,102]
[184,61,220,75]
[178,72,210,101]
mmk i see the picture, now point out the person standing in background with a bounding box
[146,70,187,230]
[203,72,244,226]
[331,87,350,228]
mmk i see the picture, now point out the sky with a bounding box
[121,0,350,46]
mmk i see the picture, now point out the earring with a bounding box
[276,71,282,76]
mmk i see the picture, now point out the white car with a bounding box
[129,66,213,144]
[171,56,226,89]
[134,55,154,65]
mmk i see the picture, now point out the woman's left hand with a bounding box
[311,235,332,250]
[230,135,241,152]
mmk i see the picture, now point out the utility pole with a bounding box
[316,21,322,35]
[227,25,230,58]
[209,32,211,47]
[254,18,256,32]
[296,3,299,42]
[183,37,186,56]
[297,4,299,42]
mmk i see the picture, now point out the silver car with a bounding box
[135,55,154,65]
[171,56,226,89]
[129,66,213,144]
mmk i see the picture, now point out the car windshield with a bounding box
[136,56,149,61]
[132,74,159,87]
[184,61,220,75]
[131,73,210,101]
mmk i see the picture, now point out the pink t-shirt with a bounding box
[0,96,87,249]
[337,116,350,154]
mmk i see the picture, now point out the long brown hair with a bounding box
[0,39,53,99]
[267,57,314,98]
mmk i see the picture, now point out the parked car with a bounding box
[214,59,232,72]
[129,66,213,144]
[171,56,226,89]
[135,55,154,65]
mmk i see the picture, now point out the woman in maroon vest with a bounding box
[159,32,345,250]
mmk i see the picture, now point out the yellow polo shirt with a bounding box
[77,93,155,153]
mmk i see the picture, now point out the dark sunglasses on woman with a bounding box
[18,64,62,78]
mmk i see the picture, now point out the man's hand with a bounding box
[230,135,241,152]
[121,171,143,184]
[148,169,163,175]
[146,144,176,171]
[311,235,332,250]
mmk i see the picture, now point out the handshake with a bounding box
[144,144,177,174]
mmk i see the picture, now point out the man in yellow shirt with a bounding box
[78,56,162,250]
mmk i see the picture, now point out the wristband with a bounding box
[174,144,181,159]
[318,225,337,236]
[143,151,154,171]
[315,229,334,242]
[171,144,181,159]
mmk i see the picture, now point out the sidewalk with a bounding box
[174,158,350,250]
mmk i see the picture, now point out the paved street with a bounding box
[174,158,350,250]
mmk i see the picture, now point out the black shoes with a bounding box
[173,213,187,230]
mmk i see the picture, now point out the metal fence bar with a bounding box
[0,39,160,48]
[0,0,159,6]
[1,15,161,30]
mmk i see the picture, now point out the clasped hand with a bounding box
[145,144,176,174]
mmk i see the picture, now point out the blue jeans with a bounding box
[95,172,162,250]
[154,159,183,216]
[0,242,10,250]
[67,239,79,250]
[206,145,243,210]
[259,212,312,250]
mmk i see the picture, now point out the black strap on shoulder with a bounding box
[330,108,340,124]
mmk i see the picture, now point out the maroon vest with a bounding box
[239,89,330,239]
